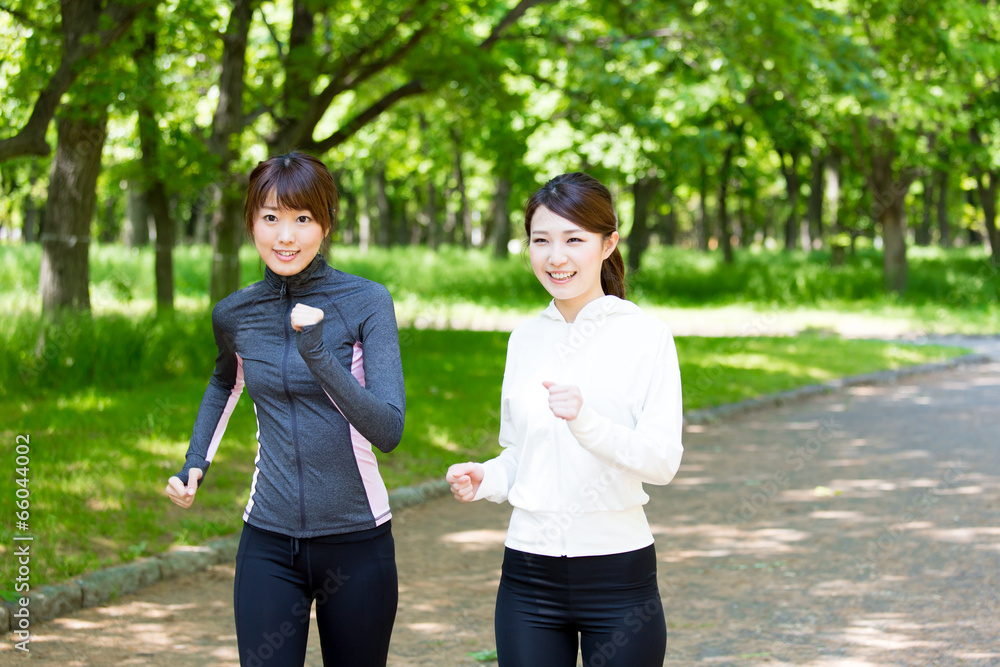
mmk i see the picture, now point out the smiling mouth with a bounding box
[275,250,299,258]
[548,271,576,281]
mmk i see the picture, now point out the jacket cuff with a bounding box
[296,320,325,359]
[566,402,604,447]
[473,460,507,503]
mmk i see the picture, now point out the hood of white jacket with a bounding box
[538,295,643,324]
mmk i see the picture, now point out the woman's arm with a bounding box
[170,303,245,494]
[565,329,684,485]
[296,285,405,453]
[446,333,520,504]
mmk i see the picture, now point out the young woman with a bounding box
[166,152,404,666]
[446,172,684,667]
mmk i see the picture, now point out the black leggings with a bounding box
[234,521,397,667]
[495,546,667,667]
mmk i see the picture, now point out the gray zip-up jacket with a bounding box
[176,255,405,538]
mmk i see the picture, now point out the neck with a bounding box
[264,253,326,294]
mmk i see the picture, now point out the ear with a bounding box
[602,231,620,260]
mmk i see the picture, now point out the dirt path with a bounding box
[4,360,1000,666]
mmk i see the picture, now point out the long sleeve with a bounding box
[177,303,245,485]
[473,367,519,503]
[296,285,405,453]
[566,329,683,485]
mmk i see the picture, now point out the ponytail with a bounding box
[601,245,627,299]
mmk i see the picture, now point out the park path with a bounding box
[3,348,999,666]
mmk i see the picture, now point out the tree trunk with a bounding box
[970,127,1000,266]
[657,190,677,246]
[375,167,392,247]
[718,145,735,264]
[99,196,116,243]
[917,172,933,246]
[870,146,911,292]
[208,0,255,303]
[396,192,410,247]
[125,184,150,247]
[425,179,439,249]
[338,183,357,246]
[697,163,709,251]
[358,174,372,252]
[778,149,801,251]
[627,171,656,274]
[39,109,109,314]
[974,171,1000,266]
[935,166,950,248]
[23,194,39,243]
[807,147,824,248]
[491,177,512,259]
[451,129,472,248]
[136,27,175,314]
[418,114,439,250]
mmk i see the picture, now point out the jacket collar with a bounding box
[540,295,637,323]
[264,253,328,297]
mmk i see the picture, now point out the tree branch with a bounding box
[481,0,559,50]
[306,0,557,152]
[0,2,47,31]
[304,79,428,153]
[0,0,150,161]
[258,3,285,60]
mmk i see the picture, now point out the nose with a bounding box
[549,243,568,266]
[276,220,294,244]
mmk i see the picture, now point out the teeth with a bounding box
[276,251,297,256]
[550,272,575,280]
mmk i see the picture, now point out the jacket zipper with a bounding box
[280,280,308,531]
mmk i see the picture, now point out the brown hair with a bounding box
[523,172,626,299]
[244,152,339,238]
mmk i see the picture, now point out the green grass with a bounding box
[0,328,967,596]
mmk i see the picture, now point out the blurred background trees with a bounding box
[1,0,999,315]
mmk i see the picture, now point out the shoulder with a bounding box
[613,299,670,332]
[322,269,396,326]
[324,268,387,294]
[211,282,265,331]
[508,311,551,347]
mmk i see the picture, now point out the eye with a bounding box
[531,237,548,244]
[568,237,584,243]
[296,215,312,223]
[262,214,277,222]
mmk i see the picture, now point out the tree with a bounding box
[0,0,147,161]
[34,0,150,314]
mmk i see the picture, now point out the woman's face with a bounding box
[252,192,325,276]
[528,205,618,316]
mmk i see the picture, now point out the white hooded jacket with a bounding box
[473,295,684,557]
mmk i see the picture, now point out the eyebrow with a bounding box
[531,228,582,236]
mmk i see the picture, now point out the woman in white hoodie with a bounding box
[446,172,684,667]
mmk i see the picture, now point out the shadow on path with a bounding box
[4,362,999,666]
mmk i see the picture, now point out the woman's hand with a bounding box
[165,469,202,509]
[446,462,485,502]
[542,381,583,421]
[290,303,324,332]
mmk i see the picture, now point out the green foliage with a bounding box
[469,649,499,662]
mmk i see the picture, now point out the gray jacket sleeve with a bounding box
[296,285,405,453]
[177,302,244,485]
